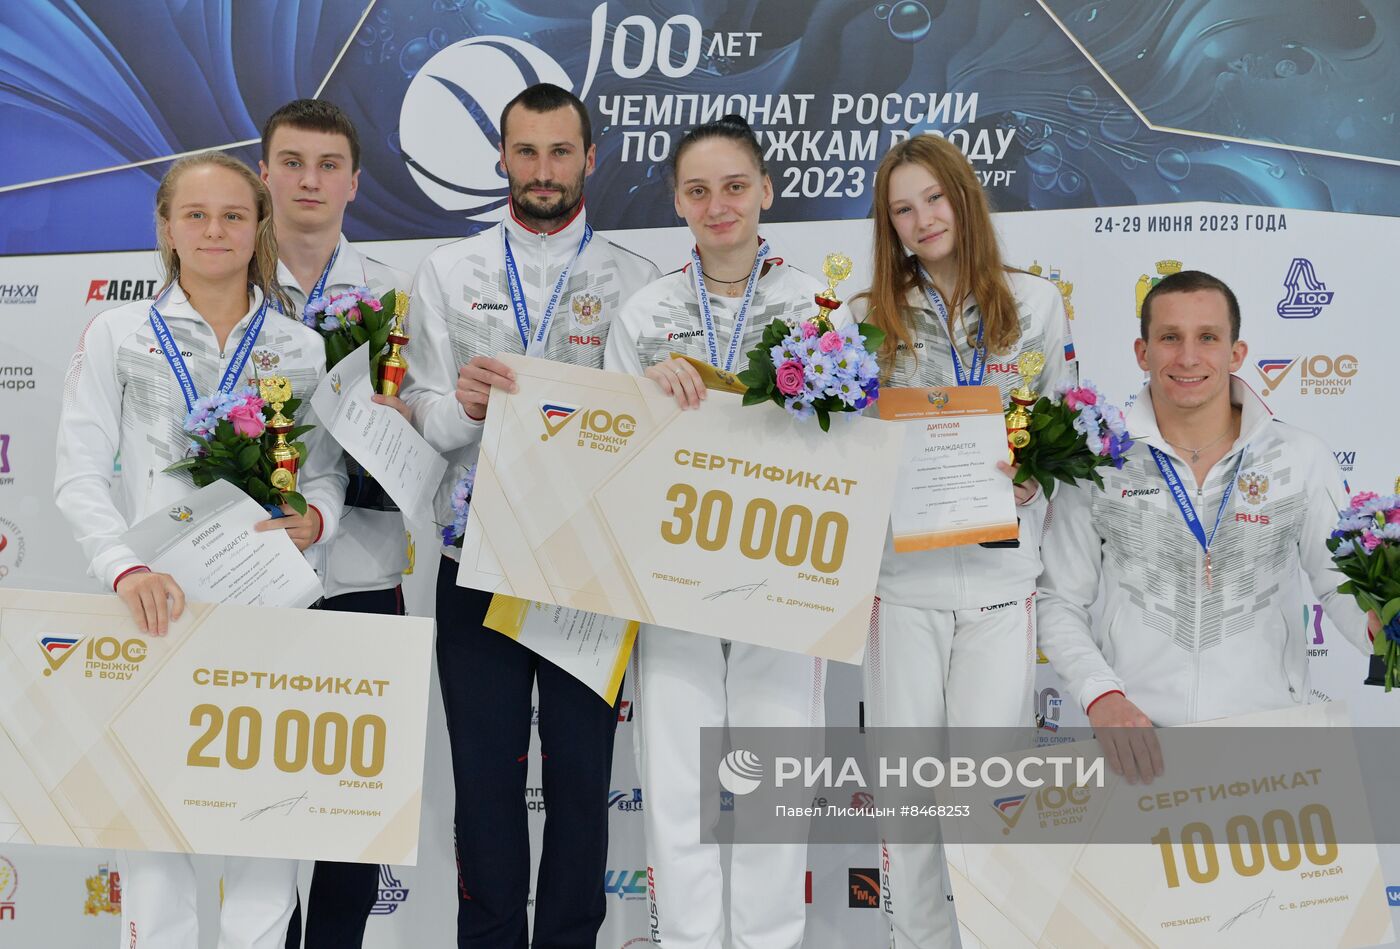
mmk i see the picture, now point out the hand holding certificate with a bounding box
[456,355,902,663]
[121,479,324,609]
[879,386,1018,551]
[310,341,447,523]
[0,588,434,863]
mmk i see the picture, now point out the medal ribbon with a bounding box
[302,244,340,321]
[502,224,593,355]
[1150,445,1248,585]
[148,285,268,412]
[919,266,985,387]
[690,240,770,372]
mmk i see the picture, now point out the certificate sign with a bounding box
[0,588,434,864]
[122,479,324,608]
[484,595,636,704]
[310,342,447,523]
[944,704,1394,949]
[456,355,903,664]
[879,386,1017,551]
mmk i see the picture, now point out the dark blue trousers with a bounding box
[285,585,403,949]
[436,558,619,949]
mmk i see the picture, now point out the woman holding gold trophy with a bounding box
[54,152,344,949]
[603,115,829,949]
[851,134,1077,948]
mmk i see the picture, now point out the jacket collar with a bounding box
[275,233,363,299]
[503,199,587,242]
[156,282,265,328]
[1128,374,1272,462]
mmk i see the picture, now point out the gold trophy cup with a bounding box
[258,376,299,492]
[1005,351,1046,463]
[814,253,854,322]
[379,290,410,397]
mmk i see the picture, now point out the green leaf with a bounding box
[1382,598,1400,627]
[325,334,353,370]
[817,407,831,432]
[281,490,308,516]
[246,479,271,503]
[237,441,261,469]
[165,458,198,473]
[741,388,770,407]
[857,322,886,350]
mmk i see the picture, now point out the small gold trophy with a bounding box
[814,252,854,321]
[1005,351,1046,463]
[378,290,410,397]
[258,375,299,492]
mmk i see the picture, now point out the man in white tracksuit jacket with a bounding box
[1038,271,1372,763]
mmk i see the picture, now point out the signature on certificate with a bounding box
[704,579,768,601]
[242,791,308,822]
[1218,890,1273,932]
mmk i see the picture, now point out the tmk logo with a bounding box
[604,869,647,900]
[369,866,410,916]
[87,279,157,304]
[1276,259,1334,318]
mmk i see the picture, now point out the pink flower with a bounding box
[1361,530,1383,553]
[1351,491,1379,509]
[818,330,843,353]
[776,360,806,396]
[801,321,819,339]
[242,395,265,414]
[1387,508,1400,525]
[1063,387,1098,411]
[227,402,266,438]
[366,298,383,311]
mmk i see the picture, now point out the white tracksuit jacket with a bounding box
[55,285,345,589]
[851,269,1077,609]
[275,235,411,598]
[402,203,658,557]
[1037,376,1369,726]
[604,254,830,949]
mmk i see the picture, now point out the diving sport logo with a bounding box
[1276,258,1334,319]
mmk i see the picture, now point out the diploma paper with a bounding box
[0,587,434,863]
[484,595,636,704]
[944,704,1393,949]
[122,479,323,608]
[310,342,447,523]
[456,355,903,664]
[878,386,1018,551]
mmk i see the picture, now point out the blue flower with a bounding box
[784,396,816,421]
[319,315,341,332]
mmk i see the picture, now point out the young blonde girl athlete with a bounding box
[55,152,344,949]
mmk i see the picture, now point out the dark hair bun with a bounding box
[718,113,752,132]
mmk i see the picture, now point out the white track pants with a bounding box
[118,851,298,949]
[634,627,825,949]
[863,596,1036,949]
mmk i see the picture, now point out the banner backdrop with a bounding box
[1,2,1398,947]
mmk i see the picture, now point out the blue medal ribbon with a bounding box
[501,223,593,355]
[919,266,984,387]
[1149,445,1248,580]
[302,244,340,322]
[689,240,770,371]
[148,285,268,412]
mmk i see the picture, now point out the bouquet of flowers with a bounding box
[734,253,884,432]
[1010,379,1133,499]
[165,386,313,515]
[301,286,403,372]
[1326,488,1400,690]
[736,317,883,431]
[441,466,475,548]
